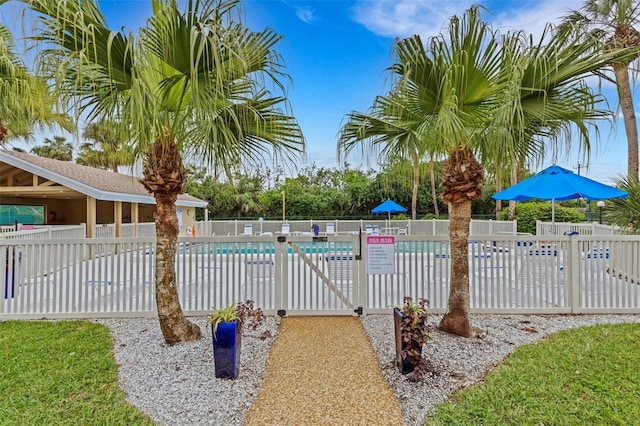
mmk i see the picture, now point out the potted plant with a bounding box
[393,297,431,378]
[207,300,267,379]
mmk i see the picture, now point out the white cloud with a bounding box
[490,0,584,39]
[295,6,315,24]
[351,0,585,41]
[351,0,467,39]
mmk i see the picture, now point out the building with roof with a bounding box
[0,149,208,237]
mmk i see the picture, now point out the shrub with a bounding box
[500,201,583,234]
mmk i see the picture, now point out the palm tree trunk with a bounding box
[154,192,202,344]
[508,163,518,221]
[430,157,440,217]
[614,64,639,180]
[495,167,503,220]
[438,145,482,338]
[0,121,8,143]
[411,151,419,220]
[439,199,472,337]
[142,139,202,344]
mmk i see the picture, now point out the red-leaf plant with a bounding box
[398,297,432,380]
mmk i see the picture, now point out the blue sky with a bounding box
[3,0,630,184]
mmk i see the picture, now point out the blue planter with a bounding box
[211,321,242,379]
[393,308,422,375]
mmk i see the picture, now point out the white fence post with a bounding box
[567,234,581,313]
[274,235,287,315]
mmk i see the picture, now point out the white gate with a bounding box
[275,234,363,315]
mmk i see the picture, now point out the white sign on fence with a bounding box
[367,235,396,274]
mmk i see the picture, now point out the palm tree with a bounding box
[560,0,640,179]
[0,23,72,145]
[338,89,441,220]
[343,7,629,337]
[77,121,134,172]
[22,0,305,344]
[30,135,73,161]
[607,175,640,233]
[488,26,614,221]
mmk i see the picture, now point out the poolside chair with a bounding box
[243,223,253,236]
[365,224,373,234]
[326,223,336,235]
[491,240,509,253]
[244,259,274,306]
[528,244,557,256]
[372,225,380,235]
[281,223,290,235]
[324,255,353,283]
[584,246,610,259]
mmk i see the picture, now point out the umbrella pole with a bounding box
[552,199,555,234]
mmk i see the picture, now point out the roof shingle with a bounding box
[0,149,207,207]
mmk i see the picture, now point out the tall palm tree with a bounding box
[338,90,441,220]
[21,0,304,344]
[344,7,629,337]
[77,120,134,172]
[440,14,626,336]
[560,0,640,179]
[30,135,73,160]
[488,25,613,221]
[0,23,72,145]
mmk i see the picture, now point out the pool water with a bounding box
[180,240,450,255]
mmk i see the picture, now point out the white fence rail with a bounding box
[197,219,517,237]
[2,233,640,319]
[536,221,622,236]
[0,225,86,240]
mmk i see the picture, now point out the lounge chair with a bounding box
[326,223,336,235]
[281,223,290,235]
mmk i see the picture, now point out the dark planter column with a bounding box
[211,321,242,379]
[393,308,423,375]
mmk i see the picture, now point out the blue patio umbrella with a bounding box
[492,165,628,225]
[372,199,407,220]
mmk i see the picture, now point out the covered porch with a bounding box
[0,149,207,237]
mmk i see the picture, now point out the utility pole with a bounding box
[574,162,588,176]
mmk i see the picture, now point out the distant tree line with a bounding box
[184,160,501,220]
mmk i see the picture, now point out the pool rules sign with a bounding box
[367,236,396,274]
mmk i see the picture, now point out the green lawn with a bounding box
[0,320,155,426]
[2,320,639,425]
[426,322,640,425]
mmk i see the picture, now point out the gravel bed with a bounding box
[100,313,640,426]
[98,316,280,426]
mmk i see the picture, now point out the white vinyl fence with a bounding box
[197,219,517,237]
[536,221,622,236]
[0,225,86,240]
[2,233,640,319]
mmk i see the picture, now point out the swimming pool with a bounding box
[179,240,451,255]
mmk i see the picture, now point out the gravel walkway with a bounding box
[245,316,404,425]
[99,313,640,426]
